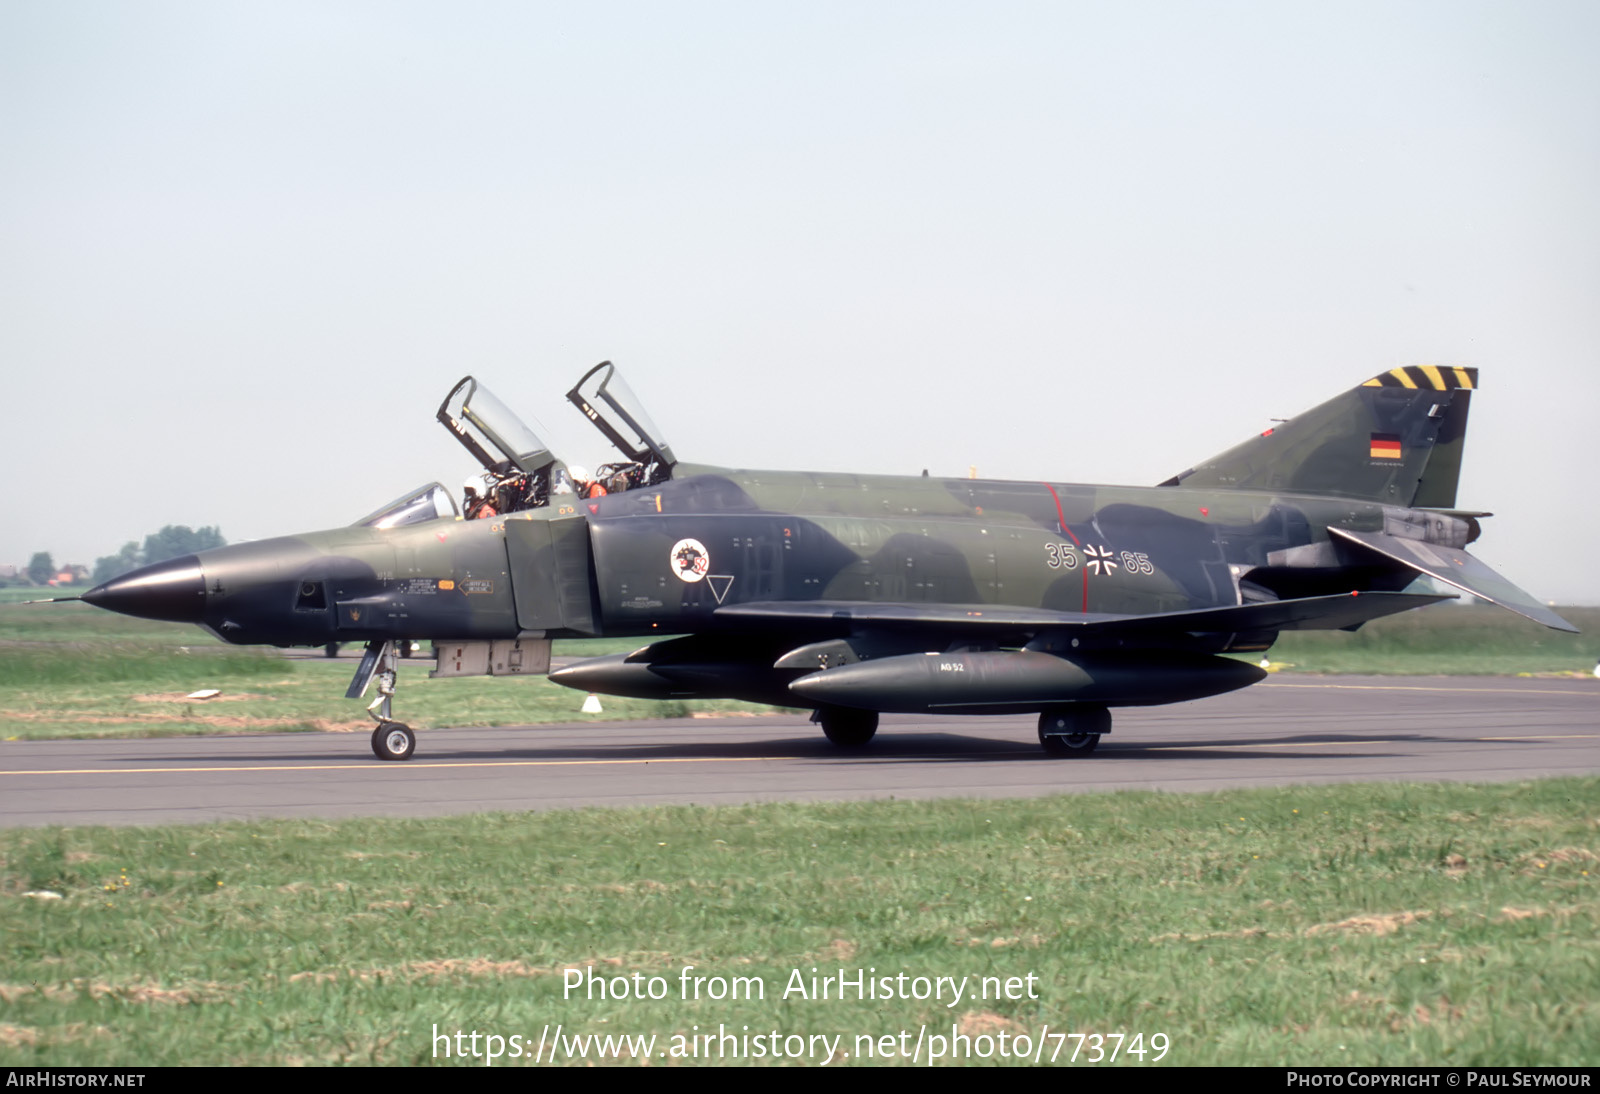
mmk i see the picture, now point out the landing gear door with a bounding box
[503,516,599,636]
[438,376,560,480]
[567,361,676,474]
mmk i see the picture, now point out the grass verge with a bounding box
[1260,604,1599,676]
[1,779,1595,1065]
[0,602,773,740]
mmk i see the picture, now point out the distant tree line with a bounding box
[27,551,56,585]
[4,527,228,587]
[91,526,227,585]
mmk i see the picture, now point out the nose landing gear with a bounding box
[348,640,418,761]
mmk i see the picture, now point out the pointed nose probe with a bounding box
[80,554,207,623]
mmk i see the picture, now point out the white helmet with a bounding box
[566,465,590,483]
[463,474,484,495]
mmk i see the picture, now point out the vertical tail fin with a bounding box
[1160,366,1476,506]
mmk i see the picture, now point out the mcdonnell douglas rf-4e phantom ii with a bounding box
[79,361,1576,760]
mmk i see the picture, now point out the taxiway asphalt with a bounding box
[2,675,1595,827]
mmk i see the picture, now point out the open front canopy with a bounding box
[437,376,558,477]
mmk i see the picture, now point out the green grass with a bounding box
[0,659,777,741]
[0,587,60,604]
[1,779,1595,1065]
[1261,603,1600,676]
[0,601,769,740]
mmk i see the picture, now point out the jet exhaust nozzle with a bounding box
[81,554,207,624]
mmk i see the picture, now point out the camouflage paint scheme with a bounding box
[81,364,1576,757]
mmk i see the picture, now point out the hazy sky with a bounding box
[3,2,1597,601]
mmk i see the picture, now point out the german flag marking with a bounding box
[1370,433,1402,460]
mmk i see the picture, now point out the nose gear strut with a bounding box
[347,640,417,761]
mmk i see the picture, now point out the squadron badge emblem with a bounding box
[670,538,711,583]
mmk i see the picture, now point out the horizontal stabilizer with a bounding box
[716,591,1452,637]
[1328,527,1577,632]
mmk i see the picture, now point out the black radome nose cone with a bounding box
[82,554,206,623]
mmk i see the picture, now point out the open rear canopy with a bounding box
[566,361,676,469]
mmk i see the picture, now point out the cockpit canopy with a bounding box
[437,376,558,479]
[567,360,676,471]
[434,363,677,512]
[355,483,459,529]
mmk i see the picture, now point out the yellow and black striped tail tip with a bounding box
[1362,365,1477,391]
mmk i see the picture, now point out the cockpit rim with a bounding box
[353,482,460,530]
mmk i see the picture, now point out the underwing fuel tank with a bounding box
[547,653,801,707]
[787,650,1267,715]
[547,654,704,700]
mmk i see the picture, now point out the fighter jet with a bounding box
[79,361,1576,761]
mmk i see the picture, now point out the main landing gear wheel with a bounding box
[1038,705,1110,757]
[817,707,879,747]
[371,722,416,761]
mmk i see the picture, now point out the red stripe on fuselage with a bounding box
[1041,482,1088,613]
[1041,482,1080,545]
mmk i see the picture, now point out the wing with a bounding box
[714,590,1453,638]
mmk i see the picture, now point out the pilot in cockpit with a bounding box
[563,465,609,500]
[463,474,498,520]
[439,365,671,519]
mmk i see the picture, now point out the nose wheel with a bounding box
[372,722,416,761]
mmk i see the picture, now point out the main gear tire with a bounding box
[371,722,416,762]
[1038,706,1110,757]
[818,707,879,748]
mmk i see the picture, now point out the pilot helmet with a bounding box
[463,474,484,496]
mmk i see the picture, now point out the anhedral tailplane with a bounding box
[1161,366,1475,507]
[1329,528,1577,633]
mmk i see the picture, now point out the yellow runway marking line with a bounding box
[1141,740,1388,751]
[0,755,815,777]
[1262,682,1596,697]
[1141,734,1599,753]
